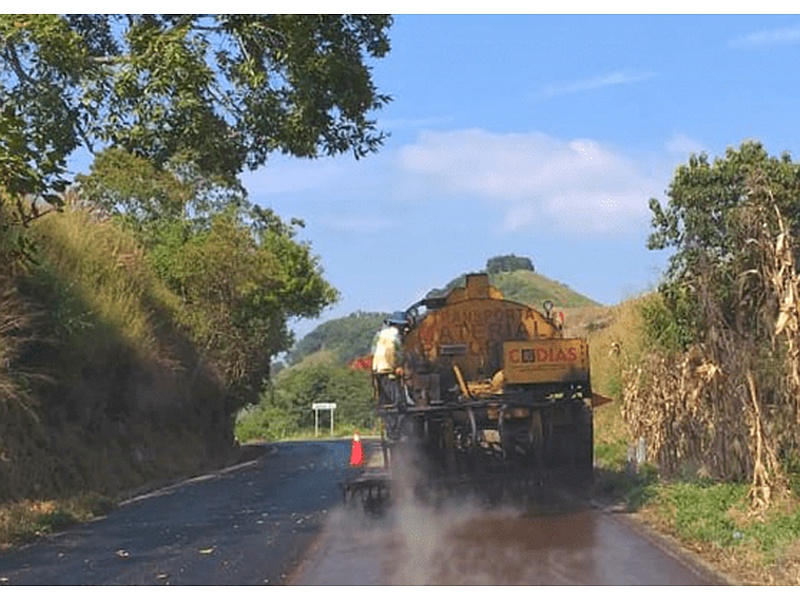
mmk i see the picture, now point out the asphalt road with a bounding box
[0,440,351,585]
[292,498,726,585]
[0,439,726,586]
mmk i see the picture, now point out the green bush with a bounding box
[486,254,534,274]
[236,360,374,442]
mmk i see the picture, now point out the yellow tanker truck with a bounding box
[345,273,595,509]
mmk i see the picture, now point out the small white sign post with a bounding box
[311,402,337,437]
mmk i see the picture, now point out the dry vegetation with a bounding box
[579,193,800,584]
[623,188,800,512]
[0,202,238,545]
[584,297,800,585]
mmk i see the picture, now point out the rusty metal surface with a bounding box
[406,297,559,384]
[376,273,595,488]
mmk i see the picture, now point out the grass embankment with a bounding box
[0,205,234,550]
[585,296,800,585]
[490,270,599,309]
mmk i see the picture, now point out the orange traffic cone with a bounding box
[349,430,364,467]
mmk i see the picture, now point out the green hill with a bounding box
[430,270,599,311]
[287,311,387,366]
[290,255,600,367]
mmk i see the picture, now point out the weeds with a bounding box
[587,292,800,585]
[623,181,800,513]
[0,493,115,549]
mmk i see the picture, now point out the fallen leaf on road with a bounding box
[199,547,215,555]
[0,577,9,585]
[115,550,130,558]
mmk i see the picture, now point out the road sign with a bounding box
[312,402,337,410]
[312,403,337,436]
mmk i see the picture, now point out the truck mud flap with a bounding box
[341,470,392,514]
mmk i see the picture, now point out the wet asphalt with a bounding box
[0,439,726,586]
[292,500,726,585]
[0,440,350,585]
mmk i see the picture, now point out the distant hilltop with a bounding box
[428,254,598,311]
[287,255,599,367]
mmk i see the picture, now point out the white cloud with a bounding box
[732,24,800,48]
[398,129,659,235]
[538,70,654,98]
[665,133,706,157]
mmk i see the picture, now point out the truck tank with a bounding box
[345,273,594,510]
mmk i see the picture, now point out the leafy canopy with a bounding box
[636,141,800,503]
[75,147,337,407]
[647,140,800,346]
[0,14,392,207]
[161,208,338,407]
[236,361,374,441]
[485,254,535,274]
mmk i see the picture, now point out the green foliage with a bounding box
[235,402,300,442]
[594,438,628,470]
[591,451,659,511]
[0,493,116,547]
[288,311,387,365]
[427,268,597,309]
[0,12,388,517]
[638,292,693,353]
[154,209,338,407]
[74,148,338,408]
[0,205,237,502]
[637,140,800,498]
[236,360,374,441]
[491,270,596,308]
[76,148,194,228]
[638,478,800,576]
[274,361,373,430]
[623,465,660,511]
[34,508,78,532]
[746,505,800,554]
[647,141,800,346]
[0,14,392,210]
[654,482,745,545]
[485,254,535,274]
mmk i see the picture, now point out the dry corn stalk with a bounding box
[745,369,781,513]
[624,171,800,511]
[622,344,750,480]
[767,203,800,424]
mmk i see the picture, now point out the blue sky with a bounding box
[50,12,796,341]
[240,14,800,339]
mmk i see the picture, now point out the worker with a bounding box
[371,312,409,407]
[554,310,565,331]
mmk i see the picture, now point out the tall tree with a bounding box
[0,14,392,215]
[161,208,338,407]
[73,148,338,407]
[647,141,800,345]
[630,141,800,509]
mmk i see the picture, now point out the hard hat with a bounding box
[385,311,408,326]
